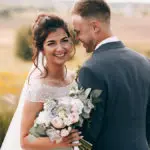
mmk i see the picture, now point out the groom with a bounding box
[71,0,150,150]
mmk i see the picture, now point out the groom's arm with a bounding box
[78,66,107,145]
[146,88,150,146]
[146,58,150,146]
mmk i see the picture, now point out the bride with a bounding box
[1,14,82,150]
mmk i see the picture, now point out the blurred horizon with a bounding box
[0,0,150,8]
[0,0,150,73]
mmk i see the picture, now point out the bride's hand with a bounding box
[56,129,83,148]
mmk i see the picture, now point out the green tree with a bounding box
[16,26,32,61]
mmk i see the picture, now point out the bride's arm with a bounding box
[20,101,81,150]
[20,100,54,150]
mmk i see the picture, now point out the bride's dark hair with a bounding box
[29,14,75,81]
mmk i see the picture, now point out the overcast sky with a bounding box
[106,0,150,3]
[0,0,150,6]
[1,0,150,3]
[63,0,150,3]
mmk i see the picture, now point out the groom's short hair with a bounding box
[72,0,111,23]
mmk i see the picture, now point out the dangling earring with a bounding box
[69,40,76,60]
[40,51,48,78]
[64,65,67,79]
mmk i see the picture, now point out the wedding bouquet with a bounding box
[28,82,102,150]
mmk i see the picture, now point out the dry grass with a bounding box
[0,72,27,95]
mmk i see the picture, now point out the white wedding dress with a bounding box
[1,53,75,150]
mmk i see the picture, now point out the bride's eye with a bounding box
[47,42,55,46]
[63,39,69,42]
[62,38,69,43]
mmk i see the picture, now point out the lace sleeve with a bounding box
[22,80,45,102]
[21,67,49,103]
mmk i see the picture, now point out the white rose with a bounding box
[68,126,72,132]
[56,130,61,134]
[71,99,84,114]
[51,117,65,129]
[58,110,66,119]
[35,111,50,126]
[60,128,70,137]
[63,117,72,126]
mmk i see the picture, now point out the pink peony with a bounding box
[60,128,70,137]
[70,113,79,123]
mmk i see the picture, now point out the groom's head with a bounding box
[71,0,112,53]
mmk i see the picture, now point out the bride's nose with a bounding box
[56,43,65,52]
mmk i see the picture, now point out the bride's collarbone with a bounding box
[41,75,74,87]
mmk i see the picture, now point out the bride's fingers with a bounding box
[63,131,82,142]
[65,135,84,144]
[68,141,82,147]
[70,131,82,139]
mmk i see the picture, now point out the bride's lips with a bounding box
[54,52,67,58]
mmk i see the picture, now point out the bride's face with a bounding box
[43,28,72,65]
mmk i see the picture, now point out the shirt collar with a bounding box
[95,36,119,51]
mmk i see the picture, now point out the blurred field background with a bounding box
[0,0,150,147]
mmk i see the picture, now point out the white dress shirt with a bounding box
[95,36,119,51]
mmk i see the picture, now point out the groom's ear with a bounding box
[90,20,101,33]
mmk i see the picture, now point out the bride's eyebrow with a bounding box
[46,40,55,43]
[46,35,69,43]
[46,36,68,43]
[61,36,69,40]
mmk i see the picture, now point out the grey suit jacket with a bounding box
[78,41,150,150]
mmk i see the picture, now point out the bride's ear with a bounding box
[42,50,45,56]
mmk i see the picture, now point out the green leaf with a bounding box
[29,124,47,138]
[27,134,37,142]
[84,88,92,98]
[91,89,103,99]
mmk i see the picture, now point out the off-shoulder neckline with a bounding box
[40,79,76,89]
[29,69,77,89]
